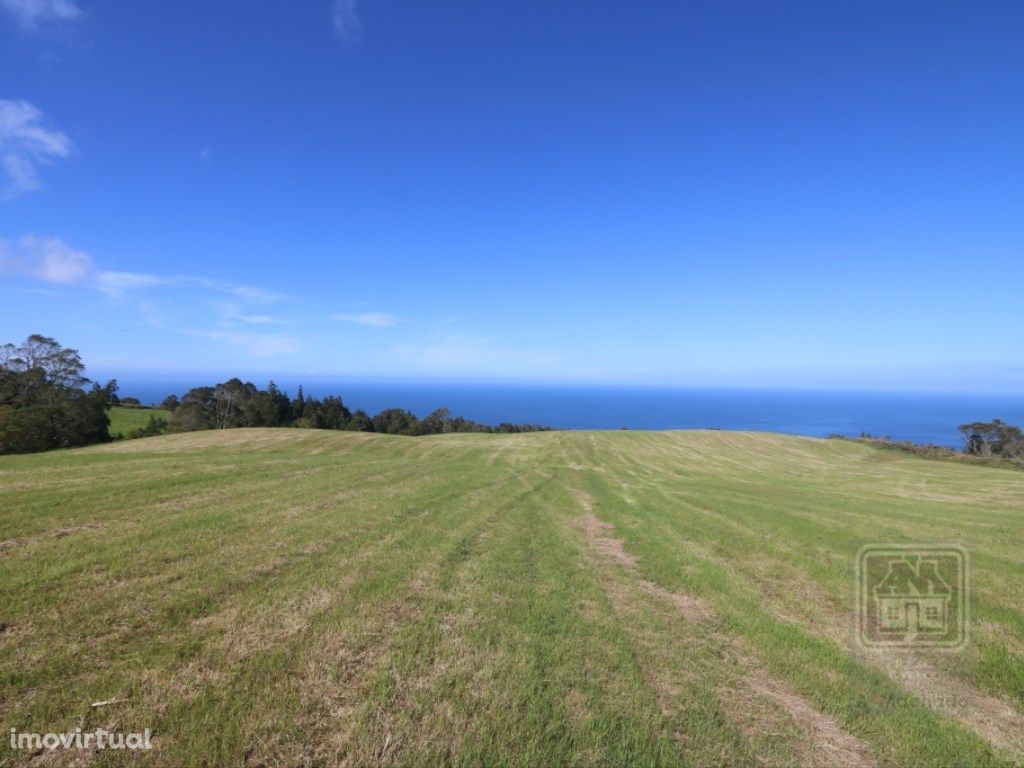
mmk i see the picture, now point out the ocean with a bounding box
[107,378,1024,449]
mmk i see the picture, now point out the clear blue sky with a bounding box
[1,0,1022,390]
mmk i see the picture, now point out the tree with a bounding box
[0,334,87,389]
[255,381,292,426]
[311,395,351,430]
[170,386,216,431]
[0,336,114,454]
[418,407,453,435]
[346,409,374,432]
[213,378,243,429]
[373,408,419,435]
[958,420,1024,459]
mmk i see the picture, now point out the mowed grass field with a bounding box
[107,407,172,438]
[2,429,1023,767]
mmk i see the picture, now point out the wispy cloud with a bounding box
[135,301,300,359]
[95,270,284,304]
[218,302,287,326]
[0,99,72,198]
[0,234,93,282]
[202,330,299,357]
[331,0,362,42]
[3,239,283,308]
[331,311,398,327]
[0,0,80,29]
[2,236,299,359]
[1,234,558,374]
[387,333,560,377]
[95,270,164,296]
[107,274,299,358]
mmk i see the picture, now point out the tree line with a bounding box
[0,336,548,453]
[3,335,1021,457]
[154,378,548,436]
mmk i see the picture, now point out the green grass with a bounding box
[1,429,1023,766]
[107,406,171,437]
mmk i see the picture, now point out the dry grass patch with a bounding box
[574,493,874,767]
[743,672,877,768]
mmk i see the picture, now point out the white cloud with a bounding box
[234,314,279,325]
[95,270,166,296]
[0,234,93,283]
[210,280,283,304]
[1,234,300,359]
[132,301,299,359]
[0,99,72,198]
[175,326,299,358]
[331,0,362,42]
[95,270,285,304]
[99,271,298,358]
[0,0,80,29]
[205,330,299,357]
[387,333,559,377]
[331,311,398,327]
[218,302,286,326]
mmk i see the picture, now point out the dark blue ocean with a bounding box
[106,378,1024,449]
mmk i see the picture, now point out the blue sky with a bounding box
[1,0,1022,390]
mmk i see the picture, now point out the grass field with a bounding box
[2,429,1023,766]
[106,407,172,438]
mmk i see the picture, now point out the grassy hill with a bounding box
[107,406,172,438]
[1,429,1023,766]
